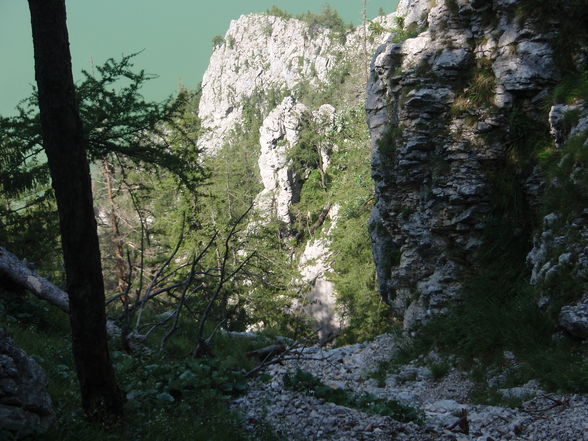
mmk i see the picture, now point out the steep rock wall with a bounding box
[367,0,587,333]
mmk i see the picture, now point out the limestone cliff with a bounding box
[198,12,397,155]
[367,0,588,334]
[197,9,399,337]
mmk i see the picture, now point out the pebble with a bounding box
[232,333,588,441]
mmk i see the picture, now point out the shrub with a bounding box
[212,35,224,48]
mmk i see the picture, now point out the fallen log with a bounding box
[246,344,286,360]
[0,246,69,313]
[0,246,120,336]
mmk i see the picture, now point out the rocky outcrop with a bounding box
[198,14,336,155]
[255,97,308,224]
[198,12,397,155]
[197,10,401,336]
[252,96,342,338]
[0,329,54,438]
[366,0,582,331]
[298,204,342,342]
[527,102,588,338]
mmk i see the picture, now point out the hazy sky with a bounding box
[1,0,399,116]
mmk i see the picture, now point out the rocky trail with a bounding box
[233,335,588,441]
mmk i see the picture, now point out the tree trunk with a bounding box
[27,0,123,419]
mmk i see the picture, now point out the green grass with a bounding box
[429,361,451,380]
[450,60,496,117]
[553,71,588,104]
[390,22,423,43]
[283,369,423,423]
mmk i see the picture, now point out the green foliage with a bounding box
[266,4,352,39]
[297,4,353,36]
[541,132,588,219]
[429,360,450,380]
[467,66,496,106]
[170,88,311,338]
[516,0,588,67]
[285,104,395,344]
[390,21,422,43]
[294,59,356,108]
[287,124,322,176]
[368,20,386,36]
[0,54,205,278]
[552,71,588,104]
[283,369,423,423]
[1,293,284,441]
[212,35,224,48]
[264,6,293,19]
[450,61,496,116]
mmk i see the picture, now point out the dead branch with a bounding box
[159,255,198,351]
[309,202,332,235]
[447,409,469,435]
[244,343,326,378]
[193,204,253,357]
[134,215,185,331]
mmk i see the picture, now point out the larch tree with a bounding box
[27,0,123,419]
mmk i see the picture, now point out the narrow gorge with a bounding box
[1,0,587,439]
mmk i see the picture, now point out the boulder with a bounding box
[0,329,55,438]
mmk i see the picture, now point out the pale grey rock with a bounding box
[198,11,400,156]
[559,297,588,339]
[254,96,308,224]
[549,102,588,148]
[493,40,557,91]
[0,329,54,438]
[252,97,341,339]
[527,104,588,337]
[298,206,343,342]
[198,14,337,155]
[233,331,588,441]
[394,0,433,28]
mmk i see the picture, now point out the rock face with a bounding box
[198,10,397,336]
[367,0,586,332]
[255,97,308,224]
[0,329,55,438]
[198,12,397,155]
[198,14,335,155]
[253,96,342,338]
[298,204,342,341]
[527,102,588,338]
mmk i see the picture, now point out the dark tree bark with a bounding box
[27,0,123,419]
